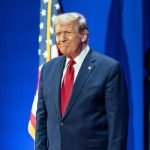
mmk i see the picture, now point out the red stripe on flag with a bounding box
[30,113,36,129]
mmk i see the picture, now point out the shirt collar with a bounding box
[65,45,90,67]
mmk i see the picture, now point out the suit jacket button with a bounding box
[61,122,63,126]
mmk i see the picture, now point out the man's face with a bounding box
[55,21,86,58]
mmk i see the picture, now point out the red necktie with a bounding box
[61,59,76,116]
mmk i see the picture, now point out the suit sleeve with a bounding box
[105,62,129,150]
[35,64,48,150]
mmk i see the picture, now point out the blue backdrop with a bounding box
[0,0,146,150]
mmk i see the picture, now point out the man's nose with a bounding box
[60,32,66,41]
[60,32,67,41]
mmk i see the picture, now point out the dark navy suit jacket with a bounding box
[35,49,129,150]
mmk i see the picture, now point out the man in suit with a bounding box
[35,12,129,150]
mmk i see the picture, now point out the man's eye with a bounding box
[56,33,60,35]
[55,31,74,37]
[56,33,61,37]
[66,31,74,35]
[66,31,71,34]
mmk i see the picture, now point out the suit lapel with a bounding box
[53,56,66,120]
[62,50,96,120]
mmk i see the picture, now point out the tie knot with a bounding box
[68,59,76,66]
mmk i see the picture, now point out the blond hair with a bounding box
[53,12,88,33]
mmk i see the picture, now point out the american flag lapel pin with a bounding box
[88,66,92,70]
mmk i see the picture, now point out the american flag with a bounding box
[28,0,62,139]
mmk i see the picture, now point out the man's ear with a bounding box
[81,30,88,42]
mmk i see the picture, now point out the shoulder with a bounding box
[43,55,64,68]
[92,50,125,83]
[41,55,65,74]
[89,49,123,78]
[92,50,120,68]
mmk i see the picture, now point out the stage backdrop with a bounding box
[0,0,144,150]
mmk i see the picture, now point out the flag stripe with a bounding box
[30,112,36,128]
[28,121,35,140]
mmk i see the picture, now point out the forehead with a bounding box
[55,21,78,32]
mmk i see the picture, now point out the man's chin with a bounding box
[59,50,72,57]
[64,54,72,59]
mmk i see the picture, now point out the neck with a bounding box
[70,44,87,59]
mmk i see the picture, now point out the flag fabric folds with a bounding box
[28,0,62,139]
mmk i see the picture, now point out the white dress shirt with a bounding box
[61,45,90,84]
